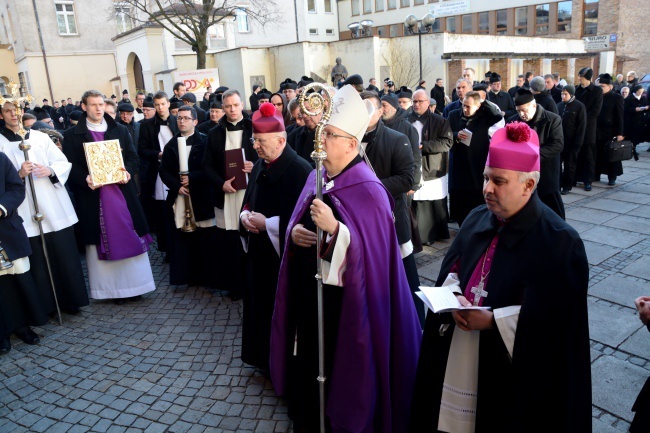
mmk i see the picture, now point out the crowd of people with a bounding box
[0,64,648,432]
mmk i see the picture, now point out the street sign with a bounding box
[610,34,617,43]
[584,35,610,50]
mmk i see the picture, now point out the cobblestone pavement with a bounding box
[1,144,649,433]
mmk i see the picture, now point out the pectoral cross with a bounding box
[471,280,488,306]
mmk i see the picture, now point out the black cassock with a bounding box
[239,146,312,371]
[409,193,592,433]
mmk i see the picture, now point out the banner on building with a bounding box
[584,35,609,50]
[173,68,220,97]
[430,0,471,18]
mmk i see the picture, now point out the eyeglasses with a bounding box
[250,135,282,145]
[321,131,354,140]
[412,100,429,104]
[177,116,194,122]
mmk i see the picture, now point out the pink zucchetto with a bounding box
[252,102,285,133]
[486,122,540,172]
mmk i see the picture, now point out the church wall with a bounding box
[328,37,379,86]
[213,49,246,101]
[240,48,273,109]
[269,44,309,90]
[306,42,334,84]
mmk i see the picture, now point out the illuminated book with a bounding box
[83,139,126,187]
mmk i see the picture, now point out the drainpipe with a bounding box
[293,0,300,42]
[31,0,54,102]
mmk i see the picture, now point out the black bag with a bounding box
[606,139,634,162]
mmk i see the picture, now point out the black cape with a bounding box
[239,146,312,370]
[410,194,591,433]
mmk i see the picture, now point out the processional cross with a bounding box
[0,79,34,139]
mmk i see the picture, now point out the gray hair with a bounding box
[456,78,472,88]
[287,97,300,112]
[222,89,241,101]
[518,170,540,191]
[627,71,637,78]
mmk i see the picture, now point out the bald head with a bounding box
[412,89,429,115]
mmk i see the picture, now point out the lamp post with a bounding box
[348,19,374,38]
[404,13,436,82]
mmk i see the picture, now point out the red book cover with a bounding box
[225,148,248,190]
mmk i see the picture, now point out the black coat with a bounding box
[62,113,149,244]
[557,97,587,152]
[448,104,503,192]
[138,114,179,196]
[287,125,317,168]
[362,122,414,245]
[197,120,218,135]
[194,105,208,124]
[534,91,559,115]
[574,82,603,144]
[487,90,516,119]
[624,95,648,144]
[507,85,521,99]
[384,108,422,189]
[249,93,259,112]
[550,85,563,104]
[159,131,215,222]
[442,99,461,118]
[597,91,625,141]
[120,119,140,151]
[430,85,446,111]
[410,194,591,433]
[408,110,453,182]
[0,152,30,260]
[202,116,257,209]
[507,106,563,195]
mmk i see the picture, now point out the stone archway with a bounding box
[133,56,144,91]
[126,52,146,93]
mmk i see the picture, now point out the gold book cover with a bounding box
[83,140,126,187]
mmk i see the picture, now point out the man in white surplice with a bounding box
[409,122,591,433]
[203,90,256,297]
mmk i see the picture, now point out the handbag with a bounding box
[606,139,634,162]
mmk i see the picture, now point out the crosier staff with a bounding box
[297,83,333,433]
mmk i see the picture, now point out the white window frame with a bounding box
[308,0,317,13]
[55,0,78,36]
[324,0,333,14]
[236,8,250,33]
[309,28,318,35]
[115,2,133,34]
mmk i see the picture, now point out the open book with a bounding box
[416,285,491,314]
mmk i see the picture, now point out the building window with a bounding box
[496,9,507,35]
[207,24,226,49]
[326,29,334,35]
[324,0,333,13]
[389,24,400,37]
[401,0,410,7]
[461,14,472,33]
[308,0,316,12]
[535,4,549,34]
[478,11,489,34]
[388,0,397,9]
[352,0,360,15]
[515,6,527,35]
[364,0,372,13]
[55,1,78,35]
[583,0,598,35]
[236,8,249,32]
[446,16,457,33]
[115,3,133,34]
[376,0,384,12]
[309,28,318,35]
[414,0,424,5]
[557,1,572,33]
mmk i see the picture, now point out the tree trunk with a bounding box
[196,43,207,70]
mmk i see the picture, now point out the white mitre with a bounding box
[327,84,374,143]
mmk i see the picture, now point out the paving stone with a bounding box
[589,274,649,307]
[582,198,640,214]
[620,255,650,280]
[592,355,647,421]
[565,207,619,224]
[580,226,644,249]
[619,326,650,359]
[588,299,641,347]
[582,241,621,266]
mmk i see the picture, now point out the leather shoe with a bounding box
[113,298,126,305]
[15,328,40,345]
[127,295,142,302]
[0,338,11,354]
[560,188,570,195]
[63,306,81,315]
[608,180,616,186]
[584,184,592,191]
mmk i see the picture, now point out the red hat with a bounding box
[486,122,540,172]
[252,102,285,133]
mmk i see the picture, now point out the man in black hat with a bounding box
[529,76,558,114]
[279,79,298,101]
[298,75,314,89]
[507,88,565,219]
[181,92,207,124]
[249,84,260,112]
[121,90,131,104]
[32,107,54,128]
[198,96,224,134]
[397,86,413,111]
[487,73,516,119]
[574,67,603,191]
[257,88,271,105]
[343,74,364,93]
[141,98,156,121]
[169,101,182,117]
[557,85,587,195]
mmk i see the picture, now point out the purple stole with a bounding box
[89,130,152,260]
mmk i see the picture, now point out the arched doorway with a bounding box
[133,55,144,92]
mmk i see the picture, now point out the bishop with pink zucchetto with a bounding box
[410,121,592,433]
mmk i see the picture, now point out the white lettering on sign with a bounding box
[584,35,610,50]
[429,0,471,18]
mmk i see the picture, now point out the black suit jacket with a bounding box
[574,83,603,144]
[138,114,179,196]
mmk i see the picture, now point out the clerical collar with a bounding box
[0,127,28,141]
[265,149,284,166]
[157,115,170,126]
[228,116,243,126]
[86,118,108,132]
[180,132,194,142]
[226,116,244,131]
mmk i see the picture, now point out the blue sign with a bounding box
[610,34,617,43]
